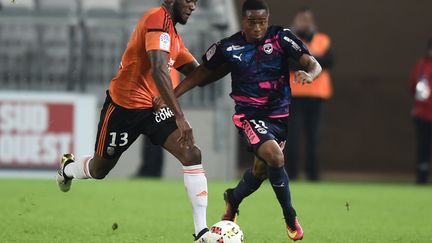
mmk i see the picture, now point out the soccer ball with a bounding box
[208,220,244,243]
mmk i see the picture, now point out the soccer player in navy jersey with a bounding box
[170,0,321,240]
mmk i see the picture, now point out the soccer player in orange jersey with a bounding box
[56,1,211,241]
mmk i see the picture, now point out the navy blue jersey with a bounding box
[202,26,310,118]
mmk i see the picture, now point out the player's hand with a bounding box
[294,70,313,85]
[176,116,195,149]
[152,96,166,112]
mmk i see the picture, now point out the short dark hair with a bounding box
[242,0,269,16]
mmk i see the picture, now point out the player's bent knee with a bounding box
[269,155,285,168]
[180,146,202,166]
[262,151,285,168]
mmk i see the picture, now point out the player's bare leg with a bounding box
[257,140,303,241]
[163,128,210,242]
[222,157,267,222]
[57,154,120,192]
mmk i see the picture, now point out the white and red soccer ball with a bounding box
[208,220,244,243]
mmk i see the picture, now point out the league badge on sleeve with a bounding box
[159,32,171,51]
[206,44,217,61]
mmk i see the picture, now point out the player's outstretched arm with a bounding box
[177,60,200,76]
[294,54,322,85]
[148,50,194,148]
[175,64,230,98]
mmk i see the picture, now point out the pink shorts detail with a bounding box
[233,113,245,128]
[242,120,260,145]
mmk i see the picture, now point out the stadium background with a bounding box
[1,0,432,181]
[1,1,432,243]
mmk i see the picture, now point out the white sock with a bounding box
[183,164,208,235]
[64,155,93,179]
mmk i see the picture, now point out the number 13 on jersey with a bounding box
[109,132,129,147]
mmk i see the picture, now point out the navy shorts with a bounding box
[233,113,288,154]
[94,91,177,159]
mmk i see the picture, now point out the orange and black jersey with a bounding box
[109,6,195,109]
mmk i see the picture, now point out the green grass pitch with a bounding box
[0,178,431,243]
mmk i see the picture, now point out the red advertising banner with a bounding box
[0,101,75,169]
[0,92,96,177]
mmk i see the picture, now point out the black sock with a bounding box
[267,166,295,221]
[232,168,264,205]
